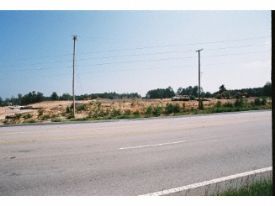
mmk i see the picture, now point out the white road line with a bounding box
[140,166,272,196]
[1,131,26,135]
[119,140,186,150]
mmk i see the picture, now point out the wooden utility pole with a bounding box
[196,49,203,110]
[72,35,77,118]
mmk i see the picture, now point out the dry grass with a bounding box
[0,97,265,125]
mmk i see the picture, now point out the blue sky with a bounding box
[0,11,271,98]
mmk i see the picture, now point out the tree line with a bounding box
[0,82,271,106]
[145,82,271,99]
[0,91,141,106]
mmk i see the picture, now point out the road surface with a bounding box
[0,111,272,195]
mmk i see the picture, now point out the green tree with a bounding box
[263,82,271,97]
[219,84,226,93]
[146,87,175,99]
[60,93,72,100]
[51,92,59,100]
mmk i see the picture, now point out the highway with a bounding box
[0,110,272,195]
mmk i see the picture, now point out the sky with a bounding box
[0,11,271,98]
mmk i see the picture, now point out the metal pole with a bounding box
[72,35,77,118]
[196,49,203,109]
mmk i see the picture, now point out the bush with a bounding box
[223,102,233,108]
[24,119,37,123]
[15,113,22,119]
[51,117,62,122]
[95,101,102,108]
[110,109,121,117]
[67,113,74,119]
[182,103,186,111]
[262,97,267,105]
[66,105,72,113]
[22,113,32,119]
[198,101,204,110]
[133,110,140,117]
[234,97,244,107]
[216,101,222,108]
[145,106,153,115]
[216,94,222,99]
[124,109,131,116]
[76,103,88,111]
[254,98,261,106]
[38,109,44,116]
[254,97,267,106]
[165,103,180,114]
[41,114,50,120]
[152,105,163,116]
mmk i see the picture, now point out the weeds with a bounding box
[218,180,272,196]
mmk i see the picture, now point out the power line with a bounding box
[77,35,270,55]
[0,41,269,71]
[0,48,270,74]
[0,35,270,66]
[0,53,270,82]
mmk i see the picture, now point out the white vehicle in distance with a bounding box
[171,95,190,101]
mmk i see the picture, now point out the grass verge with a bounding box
[217,180,272,196]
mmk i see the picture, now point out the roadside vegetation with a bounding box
[217,180,272,196]
[0,83,272,125]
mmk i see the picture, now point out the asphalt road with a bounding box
[0,111,272,195]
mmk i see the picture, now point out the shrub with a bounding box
[165,103,180,114]
[174,103,181,113]
[254,98,261,106]
[111,109,121,117]
[133,110,140,117]
[41,114,50,120]
[95,101,102,108]
[216,94,222,99]
[98,109,108,117]
[182,103,186,111]
[234,97,244,107]
[152,105,163,116]
[15,113,22,119]
[67,113,74,119]
[22,113,32,119]
[254,97,267,106]
[66,105,72,113]
[198,101,204,110]
[38,109,44,116]
[51,117,62,122]
[124,109,131,116]
[24,119,37,124]
[145,106,153,115]
[216,101,222,108]
[223,102,233,108]
[262,97,267,105]
[76,103,88,112]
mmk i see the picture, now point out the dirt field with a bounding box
[0,97,261,125]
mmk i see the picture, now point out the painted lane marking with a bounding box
[1,131,26,135]
[140,166,272,196]
[119,140,186,150]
